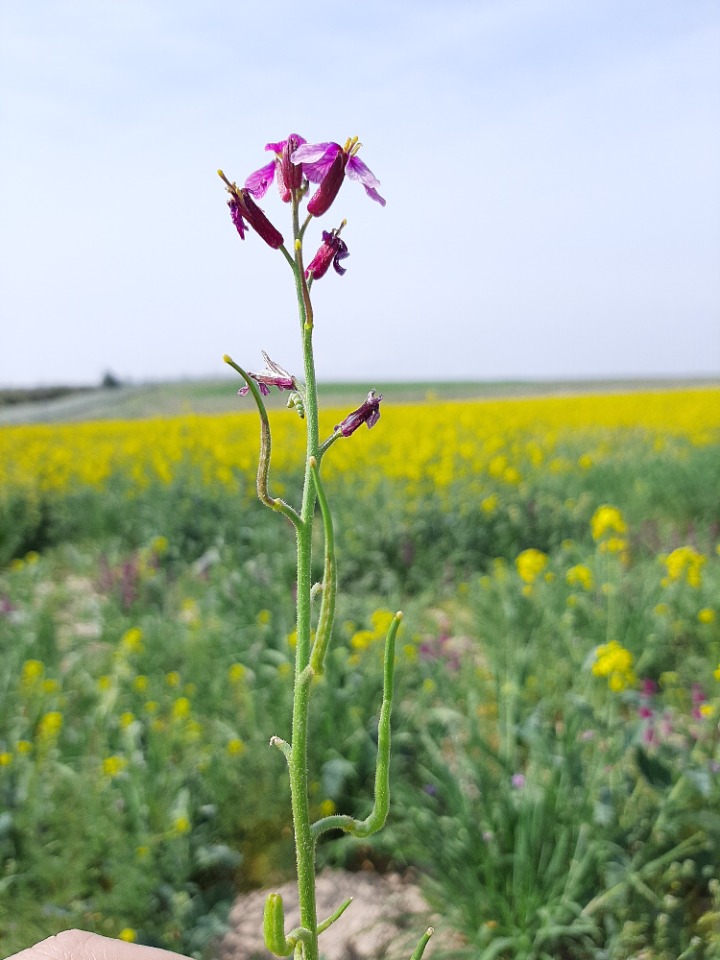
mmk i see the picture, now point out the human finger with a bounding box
[5,930,190,960]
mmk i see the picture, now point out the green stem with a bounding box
[309,457,336,675]
[287,193,322,960]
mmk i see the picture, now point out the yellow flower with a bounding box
[173,815,191,835]
[566,564,593,591]
[481,494,498,514]
[227,738,246,756]
[319,799,336,817]
[172,697,191,720]
[120,627,144,654]
[37,711,63,740]
[713,664,720,681]
[98,674,112,691]
[102,755,127,777]
[119,929,136,943]
[20,659,44,688]
[515,548,548,584]
[0,752,13,766]
[16,740,32,755]
[228,663,246,683]
[698,608,715,624]
[150,535,169,555]
[663,546,705,588]
[591,505,627,542]
[119,711,135,729]
[133,674,149,692]
[350,630,373,650]
[591,640,636,691]
[422,678,437,695]
[699,703,714,718]
[371,609,395,637]
[256,608,272,626]
[165,670,181,687]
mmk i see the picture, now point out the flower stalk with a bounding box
[220,134,431,960]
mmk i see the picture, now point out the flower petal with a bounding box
[291,142,340,182]
[245,161,277,198]
[346,155,380,188]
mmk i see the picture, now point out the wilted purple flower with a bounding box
[218,170,284,249]
[238,352,296,396]
[245,134,307,202]
[335,390,382,437]
[227,189,284,249]
[292,137,385,217]
[306,229,349,280]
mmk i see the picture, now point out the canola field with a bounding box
[1,386,720,958]
[2,387,718,496]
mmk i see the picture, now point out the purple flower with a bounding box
[0,596,16,617]
[245,134,307,203]
[218,170,285,249]
[292,137,386,217]
[691,683,707,720]
[227,190,284,249]
[306,229,350,280]
[511,773,526,789]
[238,352,296,396]
[335,390,382,437]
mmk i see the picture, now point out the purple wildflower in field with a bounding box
[238,352,296,396]
[641,678,658,696]
[0,596,15,617]
[245,134,307,202]
[292,138,385,217]
[691,683,707,720]
[335,390,382,437]
[306,229,350,280]
[511,773,526,789]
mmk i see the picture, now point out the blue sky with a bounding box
[1,0,719,386]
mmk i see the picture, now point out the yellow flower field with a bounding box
[1,388,718,499]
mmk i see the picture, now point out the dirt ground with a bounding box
[219,868,454,960]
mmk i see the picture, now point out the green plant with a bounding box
[217,135,433,960]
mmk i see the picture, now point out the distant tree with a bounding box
[101,371,122,389]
